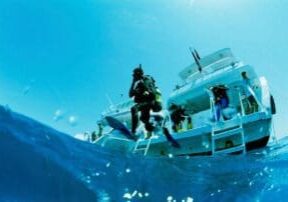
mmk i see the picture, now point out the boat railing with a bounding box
[235,84,268,116]
[206,83,267,121]
[246,84,268,114]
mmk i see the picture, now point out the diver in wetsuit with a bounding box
[169,104,186,132]
[129,65,162,138]
[212,85,229,121]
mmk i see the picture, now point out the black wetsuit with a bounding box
[170,105,186,132]
[129,76,161,134]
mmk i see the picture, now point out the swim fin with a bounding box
[163,127,181,148]
[105,116,138,141]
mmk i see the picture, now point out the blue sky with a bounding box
[0,0,287,138]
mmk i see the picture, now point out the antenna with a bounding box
[189,47,202,72]
[105,94,114,107]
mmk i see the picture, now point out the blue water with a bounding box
[0,105,287,202]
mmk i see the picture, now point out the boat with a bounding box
[91,48,276,157]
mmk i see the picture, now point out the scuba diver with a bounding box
[169,104,186,132]
[211,85,229,121]
[129,64,162,139]
[91,122,103,142]
[241,72,258,114]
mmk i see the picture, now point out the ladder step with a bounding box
[134,148,146,151]
[214,145,245,155]
[135,145,147,149]
[212,128,243,140]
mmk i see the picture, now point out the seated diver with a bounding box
[211,85,230,121]
[241,71,258,114]
[169,103,186,132]
[91,122,103,142]
[129,65,162,139]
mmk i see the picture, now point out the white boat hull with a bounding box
[96,112,271,157]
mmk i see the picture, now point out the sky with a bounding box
[0,0,287,138]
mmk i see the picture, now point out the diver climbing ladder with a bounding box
[211,116,246,155]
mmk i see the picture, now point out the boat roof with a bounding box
[179,48,238,82]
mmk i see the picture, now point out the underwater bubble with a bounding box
[123,193,132,199]
[202,141,209,149]
[106,162,111,168]
[168,154,173,158]
[167,196,173,201]
[131,190,138,197]
[144,192,150,197]
[268,184,275,191]
[259,172,263,176]
[97,190,111,202]
[83,175,91,184]
[276,188,281,192]
[138,192,143,198]
[68,116,78,126]
[182,197,194,202]
[186,197,194,202]
[55,110,62,116]
[53,109,64,121]
[125,168,131,173]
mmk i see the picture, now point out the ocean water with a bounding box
[0,105,287,202]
